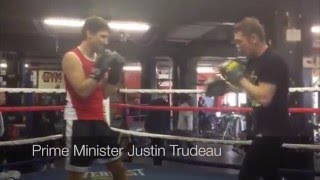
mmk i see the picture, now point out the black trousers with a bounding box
[239,137,283,180]
[150,138,164,166]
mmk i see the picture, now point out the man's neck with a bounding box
[79,42,94,58]
[255,43,268,58]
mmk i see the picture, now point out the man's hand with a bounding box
[90,49,115,81]
[107,52,126,85]
[219,60,245,85]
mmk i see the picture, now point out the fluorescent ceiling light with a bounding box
[43,18,150,31]
[311,25,320,34]
[197,67,214,73]
[123,66,141,71]
[108,21,150,31]
[221,22,235,26]
[0,63,7,68]
[44,18,84,27]
[122,66,216,72]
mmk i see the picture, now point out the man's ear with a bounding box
[250,34,259,44]
[86,30,93,38]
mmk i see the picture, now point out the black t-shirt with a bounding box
[245,48,289,137]
[145,98,170,133]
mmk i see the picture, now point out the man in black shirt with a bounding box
[145,95,170,165]
[219,17,289,179]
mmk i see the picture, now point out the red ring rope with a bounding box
[0,104,320,114]
[111,103,320,114]
[0,106,63,112]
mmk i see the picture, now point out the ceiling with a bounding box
[1,0,318,62]
[0,0,275,31]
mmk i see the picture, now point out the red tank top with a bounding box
[64,47,104,121]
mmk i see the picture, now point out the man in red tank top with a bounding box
[62,16,127,180]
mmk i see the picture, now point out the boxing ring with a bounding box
[0,87,320,179]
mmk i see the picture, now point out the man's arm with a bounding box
[62,52,99,98]
[219,59,278,106]
[103,81,119,99]
[239,78,276,107]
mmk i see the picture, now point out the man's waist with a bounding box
[64,107,104,119]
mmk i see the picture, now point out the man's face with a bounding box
[87,30,109,53]
[234,31,257,58]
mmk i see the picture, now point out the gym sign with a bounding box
[38,70,65,89]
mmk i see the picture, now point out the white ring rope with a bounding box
[0,131,319,150]
[120,89,204,94]
[119,87,320,94]
[0,88,66,93]
[109,127,320,150]
[0,134,63,146]
[1,87,320,94]
[288,87,320,93]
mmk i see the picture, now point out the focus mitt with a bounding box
[219,60,245,85]
[205,79,229,97]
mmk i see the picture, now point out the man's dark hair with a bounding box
[81,16,110,39]
[234,17,266,42]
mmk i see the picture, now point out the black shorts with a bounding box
[65,120,121,172]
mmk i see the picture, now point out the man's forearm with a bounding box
[76,78,99,98]
[239,78,265,104]
[103,82,119,98]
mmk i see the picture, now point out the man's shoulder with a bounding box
[263,49,287,68]
[62,50,80,63]
[266,48,285,62]
[64,48,78,58]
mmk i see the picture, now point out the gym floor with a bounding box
[22,157,238,180]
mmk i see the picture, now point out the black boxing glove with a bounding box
[205,79,229,97]
[90,49,115,81]
[107,52,126,85]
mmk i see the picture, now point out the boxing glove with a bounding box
[90,49,115,81]
[107,52,126,85]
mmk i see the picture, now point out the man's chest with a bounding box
[245,61,262,85]
[245,61,264,107]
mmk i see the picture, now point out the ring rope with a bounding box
[103,99,320,151]
[1,87,320,94]
[111,103,320,113]
[1,105,320,114]
[109,126,320,150]
[119,87,320,94]
[0,88,66,93]
[0,89,319,150]
[0,134,63,146]
[0,131,319,150]
[0,106,63,112]
[0,104,317,150]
